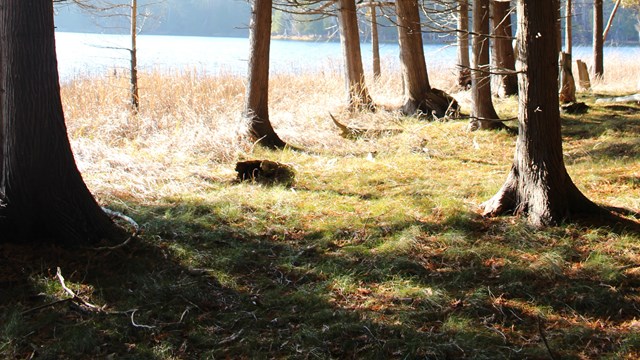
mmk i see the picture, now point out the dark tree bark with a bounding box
[481,0,601,227]
[456,0,471,88]
[593,0,604,77]
[337,0,374,111]
[0,0,122,243]
[469,0,507,131]
[130,0,140,112]
[396,0,457,118]
[491,0,517,98]
[244,0,287,149]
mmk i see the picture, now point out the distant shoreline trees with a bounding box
[53,0,640,45]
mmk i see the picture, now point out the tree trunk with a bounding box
[456,0,471,88]
[565,0,572,54]
[396,0,457,118]
[244,0,286,149]
[593,0,604,77]
[130,0,140,112]
[491,0,517,98]
[481,0,600,227]
[0,0,122,243]
[337,0,374,111]
[370,2,381,79]
[470,0,505,131]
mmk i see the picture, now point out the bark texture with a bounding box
[244,0,286,149]
[481,0,600,227]
[469,0,505,131]
[338,0,374,111]
[491,0,517,98]
[0,0,121,243]
[396,0,457,118]
[456,0,471,88]
[130,0,140,112]
[593,0,604,77]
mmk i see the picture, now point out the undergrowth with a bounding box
[1,63,639,359]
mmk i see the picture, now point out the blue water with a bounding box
[54,32,639,83]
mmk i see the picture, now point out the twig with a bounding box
[130,309,156,329]
[91,207,141,251]
[20,298,73,315]
[537,317,557,360]
[56,267,102,312]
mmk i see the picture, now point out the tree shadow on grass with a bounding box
[2,199,640,359]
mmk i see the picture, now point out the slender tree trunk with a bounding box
[0,0,122,243]
[244,0,286,149]
[491,0,517,98]
[396,0,457,118]
[565,0,572,54]
[481,0,600,227]
[470,0,504,131]
[370,2,381,79]
[593,0,604,77]
[603,0,622,42]
[337,0,374,111]
[130,0,139,112]
[456,0,471,88]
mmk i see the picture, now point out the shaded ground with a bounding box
[1,98,640,359]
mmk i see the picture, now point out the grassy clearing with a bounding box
[1,59,640,359]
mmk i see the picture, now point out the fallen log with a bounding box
[329,113,403,140]
[595,93,640,104]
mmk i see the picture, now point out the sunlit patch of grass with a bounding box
[2,61,639,359]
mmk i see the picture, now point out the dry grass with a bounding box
[8,58,630,359]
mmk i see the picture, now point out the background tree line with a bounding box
[54,0,640,44]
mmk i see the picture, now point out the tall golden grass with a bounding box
[60,57,638,204]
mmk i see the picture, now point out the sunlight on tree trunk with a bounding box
[594,0,604,77]
[395,0,458,118]
[469,0,507,131]
[481,0,602,227]
[337,0,374,111]
[244,0,286,149]
[456,0,471,89]
[491,0,517,98]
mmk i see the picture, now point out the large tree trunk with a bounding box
[396,0,457,118]
[0,0,122,243]
[244,0,286,149]
[337,0,374,111]
[481,0,600,227]
[456,0,471,88]
[469,0,506,131]
[491,0,517,98]
[593,0,604,77]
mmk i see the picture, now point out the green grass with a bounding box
[2,85,640,359]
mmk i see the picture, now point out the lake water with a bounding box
[54,32,639,83]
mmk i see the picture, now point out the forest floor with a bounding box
[1,66,640,359]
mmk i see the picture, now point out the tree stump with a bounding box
[576,60,591,90]
[235,160,295,187]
